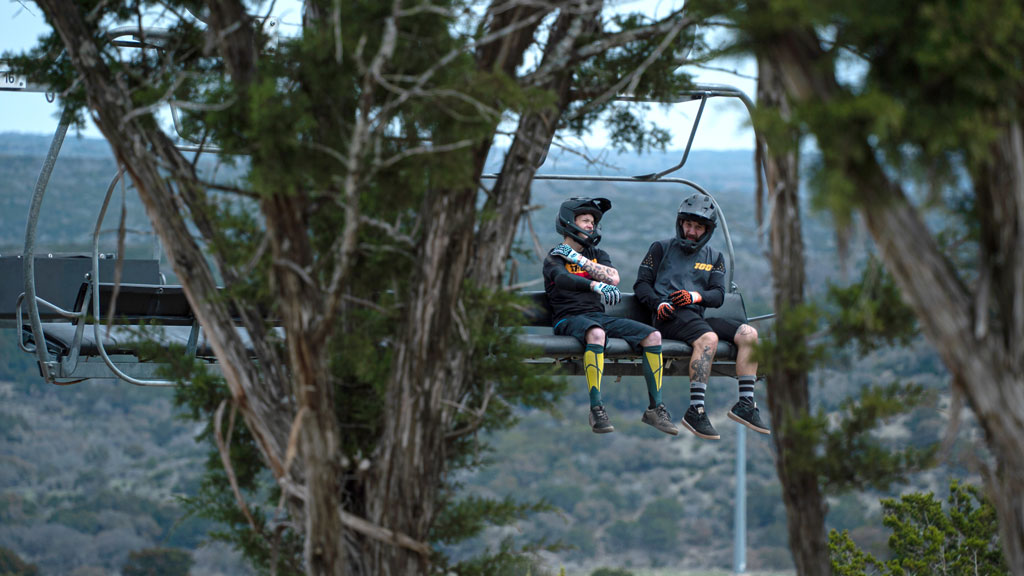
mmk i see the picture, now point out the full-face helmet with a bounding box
[555,197,612,248]
[676,193,718,253]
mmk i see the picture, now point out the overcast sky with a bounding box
[0,0,756,151]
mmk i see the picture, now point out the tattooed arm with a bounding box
[577,258,619,285]
[550,244,620,285]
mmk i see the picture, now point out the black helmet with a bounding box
[676,193,718,253]
[555,197,612,248]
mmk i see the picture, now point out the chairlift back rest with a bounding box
[518,290,747,326]
[0,255,161,323]
[75,283,195,325]
[73,282,245,325]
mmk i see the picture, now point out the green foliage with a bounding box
[562,9,704,150]
[601,105,672,154]
[830,480,1008,575]
[819,382,937,493]
[0,545,39,576]
[826,257,918,355]
[432,496,565,575]
[755,302,829,374]
[440,536,559,576]
[433,495,553,548]
[121,548,193,576]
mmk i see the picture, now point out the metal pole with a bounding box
[733,423,747,574]
[22,104,73,382]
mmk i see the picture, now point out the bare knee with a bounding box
[641,330,661,347]
[735,324,758,348]
[694,331,718,351]
[585,327,606,345]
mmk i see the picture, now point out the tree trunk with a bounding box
[967,121,1024,573]
[756,53,832,576]
[367,187,478,576]
[363,4,599,574]
[263,192,346,575]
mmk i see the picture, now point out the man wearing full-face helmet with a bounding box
[543,197,677,435]
[634,193,769,440]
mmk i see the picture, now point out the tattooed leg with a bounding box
[688,332,718,405]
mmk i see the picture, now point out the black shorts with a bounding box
[655,306,743,346]
[553,313,657,353]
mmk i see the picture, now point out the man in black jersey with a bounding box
[543,197,676,435]
[634,193,770,440]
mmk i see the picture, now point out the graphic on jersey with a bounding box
[565,258,597,278]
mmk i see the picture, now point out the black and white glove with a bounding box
[590,281,621,306]
[550,243,584,266]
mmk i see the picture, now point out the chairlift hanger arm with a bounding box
[616,84,759,180]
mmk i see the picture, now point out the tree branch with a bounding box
[215,399,261,534]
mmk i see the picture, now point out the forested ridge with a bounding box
[0,133,988,575]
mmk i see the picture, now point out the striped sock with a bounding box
[690,381,707,407]
[738,375,755,400]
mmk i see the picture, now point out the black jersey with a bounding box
[542,245,613,325]
[633,238,726,316]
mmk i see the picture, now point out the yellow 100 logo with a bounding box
[693,262,713,271]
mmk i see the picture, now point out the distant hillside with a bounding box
[0,133,242,260]
[0,132,116,158]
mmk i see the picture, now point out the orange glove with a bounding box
[669,289,702,307]
[657,302,675,322]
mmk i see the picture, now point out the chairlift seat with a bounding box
[516,290,749,377]
[28,321,270,361]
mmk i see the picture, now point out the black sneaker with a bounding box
[728,397,771,435]
[681,405,720,440]
[642,404,679,436]
[589,405,614,434]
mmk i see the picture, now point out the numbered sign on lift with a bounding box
[1,67,28,90]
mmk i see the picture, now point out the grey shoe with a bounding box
[642,403,679,436]
[589,405,614,434]
[681,404,720,440]
[728,397,771,434]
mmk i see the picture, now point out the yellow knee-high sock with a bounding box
[585,344,605,407]
[642,345,664,408]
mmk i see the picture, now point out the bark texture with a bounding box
[364,4,602,574]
